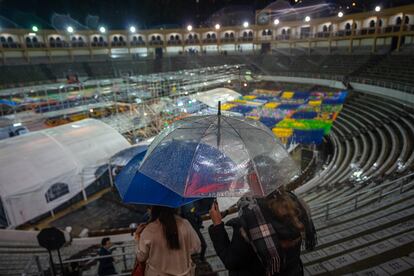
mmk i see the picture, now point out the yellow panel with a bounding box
[264,102,280,109]
[281,91,294,99]
[272,127,293,138]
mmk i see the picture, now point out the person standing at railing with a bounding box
[134,206,201,276]
[97,237,117,276]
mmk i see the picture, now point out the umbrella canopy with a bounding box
[115,153,198,208]
[139,115,300,197]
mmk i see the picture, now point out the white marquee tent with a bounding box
[190,88,241,108]
[0,119,130,227]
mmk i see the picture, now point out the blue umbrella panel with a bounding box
[115,152,198,208]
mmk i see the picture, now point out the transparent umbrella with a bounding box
[139,109,300,197]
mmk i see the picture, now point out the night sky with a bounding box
[0,0,412,29]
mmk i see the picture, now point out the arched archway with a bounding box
[345,23,351,30]
[323,25,328,32]
[369,20,375,28]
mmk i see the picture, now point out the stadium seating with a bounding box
[0,89,412,275]
[1,52,413,89]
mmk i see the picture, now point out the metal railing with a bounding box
[22,244,137,276]
[348,76,414,94]
[310,172,414,220]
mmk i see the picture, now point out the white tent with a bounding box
[0,119,130,227]
[190,88,241,108]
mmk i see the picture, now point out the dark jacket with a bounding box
[209,216,304,276]
[208,219,265,276]
[97,247,116,276]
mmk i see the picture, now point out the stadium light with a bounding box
[243,21,249,28]
[305,16,311,22]
[129,26,136,33]
[215,24,220,30]
[187,25,193,31]
[67,26,74,33]
[274,19,280,25]
[99,26,106,33]
[32,26,39,32]
[338,12,344,18]
[375,6,381,12]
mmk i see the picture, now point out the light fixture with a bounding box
[243,21,249,28]
[129,26,136,33]
[375,6,381,12]
[67,26,74,33]
[32,26,38,32]
[338,12,344,18]
[99,26,106,33]
[305,16,311,22]
[215,23,220,30]
[352,2,356,7]
[243,83,248,87]
[274,19,280,25]
[187,25,193,31]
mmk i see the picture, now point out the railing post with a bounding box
[122,246,128,272]
[325,203,330,220]
[35,255,45,276]
[354,195,358,209]
[378,188,383,202]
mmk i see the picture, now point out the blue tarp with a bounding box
[0,99,18,107]
[293,129,325,144]
[291,111,318,119]
[259,117,282,128]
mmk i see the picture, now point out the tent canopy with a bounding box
[190,88,241,108]
[0,119,130,227]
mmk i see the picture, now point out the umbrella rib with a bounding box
[182,116,217,196]
[222,116,266,197]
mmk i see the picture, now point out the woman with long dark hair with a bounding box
[135,206,201,276]
[209,188,317,276]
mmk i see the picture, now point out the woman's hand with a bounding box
[209,201,222,226]
[134,223,147,241]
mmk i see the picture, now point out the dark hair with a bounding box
[151,206,180,250]
[266,188,304,232]
[101,237,110,246]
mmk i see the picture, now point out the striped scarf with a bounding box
[239,201,281,276]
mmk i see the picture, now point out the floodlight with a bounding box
[305,16,311,22]
[375,6,381,12]
[99,26,106,33]
[67,26,74,33]
[187,25,193,31]
[32,26,39,32]
[338,12,344,18]
[274,19,280,25]
[215,24,220,30]
[129,26,136,33]
[243,21,249,28]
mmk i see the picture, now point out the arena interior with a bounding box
[0,0,414,275]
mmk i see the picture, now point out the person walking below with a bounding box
[135,206,201,276]
[209,188,317,276]
[97,237,116,276]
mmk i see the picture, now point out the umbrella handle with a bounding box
[217,101,221,147]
